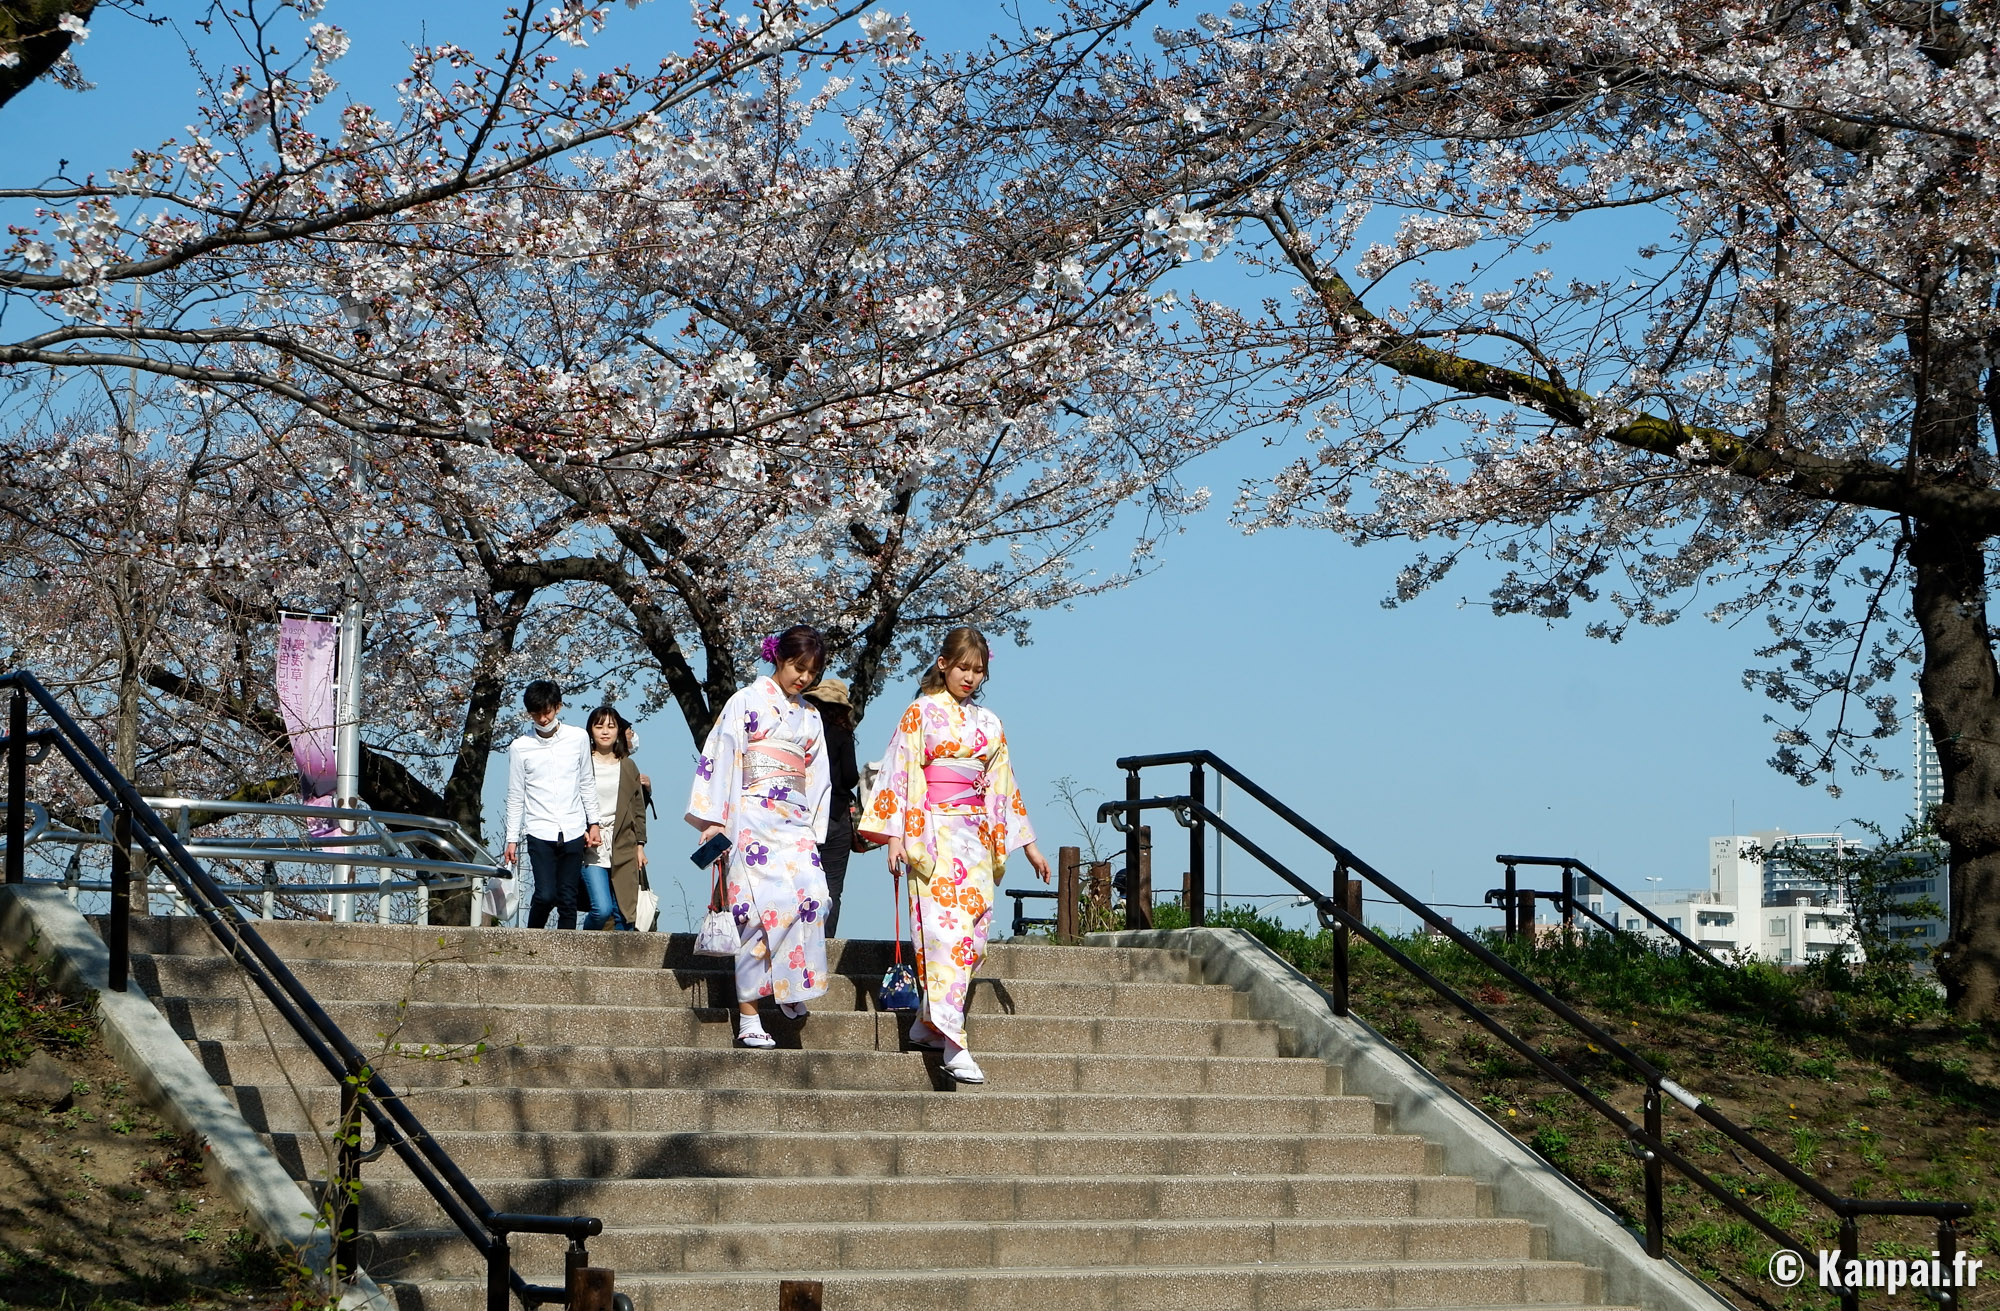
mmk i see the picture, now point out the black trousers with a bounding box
[819,824,853,939]
[525,833,586,930]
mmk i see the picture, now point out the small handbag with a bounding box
[693,860,740,957]
[878,869,921,1010]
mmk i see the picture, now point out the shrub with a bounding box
[0,949,94,1069]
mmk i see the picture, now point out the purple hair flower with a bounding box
[760,633,780,664]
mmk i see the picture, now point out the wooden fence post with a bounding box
[1125,825,1153,929]
[1056,846,1080,941]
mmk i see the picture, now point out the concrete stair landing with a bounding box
[126,920,1628,1311]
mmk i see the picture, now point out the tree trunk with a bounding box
[1909,301,2000,1015]
[0,2,94,109]
[1912,519,2000,1014]
[428,598,528,926]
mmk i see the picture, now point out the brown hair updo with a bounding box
[918,626,991,698]
[764,624,827,676]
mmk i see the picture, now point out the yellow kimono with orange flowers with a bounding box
[872,692,1036,1045]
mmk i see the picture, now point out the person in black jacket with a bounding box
[805,677,861,938]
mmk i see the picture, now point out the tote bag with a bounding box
[693,861,740,957]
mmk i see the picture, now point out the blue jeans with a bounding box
[581,864,633,931]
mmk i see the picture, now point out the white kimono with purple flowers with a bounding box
[686,677,832,1007]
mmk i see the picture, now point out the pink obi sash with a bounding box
[923,758,986,809]
[743,739,807,795]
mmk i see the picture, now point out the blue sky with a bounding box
[7,2,1911,939]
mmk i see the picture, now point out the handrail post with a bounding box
[337,1073,362,1281]
[1124,768,1142,928]
[1188,764,1206,927]
[6,688,24,885]
[1331,863,1351,1017]
[1643,1084,1664,1258]
[1560,863,1577,940]
[1837,1213,1859,1311]
[487,1227,511,1311]
[1938,1216,1959,1311]
[1502,862,1517,942]
[109,808,131,993]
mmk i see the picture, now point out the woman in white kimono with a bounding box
[686,625,832,1048]
[875,626,1051,1082]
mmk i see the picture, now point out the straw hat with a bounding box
[805,677,851,710]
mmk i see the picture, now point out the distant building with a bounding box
[1577,832,1860,965]
[1915,695,1944,820]
[1882,854,1948,962]
[1899,695,1949,962]
[1752,829,1865,905]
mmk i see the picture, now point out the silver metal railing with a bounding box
[8,796,508,924]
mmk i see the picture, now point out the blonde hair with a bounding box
[918,626,991,698]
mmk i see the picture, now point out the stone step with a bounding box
[124,920,1197,982]
[364,1215,1543,1279]
[381,1264,1604,1311]
[268,1128,1434,1181]
[230,1084,1384,1137]
[352,1172,1487,1230]
[163,996,1290,1057]
[138,953,1245,1019]
[116,916,1634,1309]
[190,1039,1337,1096]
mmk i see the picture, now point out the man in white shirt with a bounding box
[502,680,602,929]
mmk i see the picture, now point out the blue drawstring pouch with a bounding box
[879,960,920,1011]
[880,869,921,1010]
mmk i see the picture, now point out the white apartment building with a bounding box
[1579,832,1861,965]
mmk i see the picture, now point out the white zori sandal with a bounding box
[940,1043,985,1084]
[737,1013,777,1048]
[779,1001,810,1020]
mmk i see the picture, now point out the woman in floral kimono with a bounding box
[686,625,832,1049]
[876,626,1050,1082]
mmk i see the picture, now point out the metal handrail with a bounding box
[1106,749,1971,1311]
[0,671,603,1311]
[1495,854,1723,966]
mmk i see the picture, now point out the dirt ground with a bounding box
[0,1037,294,1311]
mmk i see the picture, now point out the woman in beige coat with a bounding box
[583,706,650,930]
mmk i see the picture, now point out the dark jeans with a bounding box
[525,833,586,930]
[820,825,853,938]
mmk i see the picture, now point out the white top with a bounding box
[588,755,621,867]
[503,722,600,844]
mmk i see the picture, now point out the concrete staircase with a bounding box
[126,919,1627,1311]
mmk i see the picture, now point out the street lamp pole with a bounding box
[331,430,364,921]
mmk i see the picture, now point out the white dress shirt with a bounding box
[504,721,600,844]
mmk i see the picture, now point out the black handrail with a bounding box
[0,672,605,1311]
[1495,854,1723,966]
[1106,749,1972,1311]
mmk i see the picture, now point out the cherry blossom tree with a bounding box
[0,2,98,109]
[0,1,1218,928]
[982,0,2000,1013]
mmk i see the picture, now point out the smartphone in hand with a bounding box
[690,832,731,868]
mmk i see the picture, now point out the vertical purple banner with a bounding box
[276,614,340,834]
